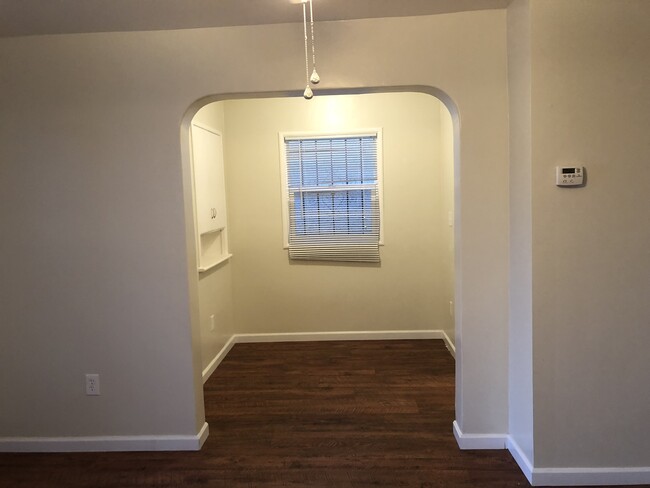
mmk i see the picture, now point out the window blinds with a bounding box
[285,134,380,263]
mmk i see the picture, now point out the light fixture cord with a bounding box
[309,0,317,72]
[303,2,310,86]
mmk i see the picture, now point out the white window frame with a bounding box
[278,128,384,249]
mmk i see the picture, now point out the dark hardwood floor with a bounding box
[0,340,639,487]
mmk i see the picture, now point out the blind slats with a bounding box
[286,135,380,263]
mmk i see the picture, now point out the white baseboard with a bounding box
[0,422,209,453]
[452,420,508,449]
[530,466,650,486]
[202,336,236,383]
[232,329,448,343]
[506,436,650,486]
[441,330,456,358]
[506,436,533,483]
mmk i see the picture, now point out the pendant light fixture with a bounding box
[295,0,319,99]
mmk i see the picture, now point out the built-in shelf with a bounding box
[198,253,233,273]
[201,226,224,236]
[197,227,229,272]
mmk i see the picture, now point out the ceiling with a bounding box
[0,0,511,38]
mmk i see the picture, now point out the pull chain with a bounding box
[308,0,320,84]
[302,2,313,99]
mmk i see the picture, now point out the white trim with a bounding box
[452,420,508,450]
[197,421,210,448]
[530,466,650,486]
[0,422,209,453]
[506,436,650,486]
[202,336,236,383]
[232,329,446,343]
[441,330,456,358]
[506,436,534,484]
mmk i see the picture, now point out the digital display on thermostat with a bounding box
[563,168,576,174]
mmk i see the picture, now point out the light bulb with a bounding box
[303,85,314,99]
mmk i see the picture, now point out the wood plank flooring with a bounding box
[0,340,638,487]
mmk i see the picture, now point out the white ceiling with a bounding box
[0,0,511,38]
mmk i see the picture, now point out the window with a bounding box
[280,130,383,263]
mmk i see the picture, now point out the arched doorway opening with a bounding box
[180,87,461,434]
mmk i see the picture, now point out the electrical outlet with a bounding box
[210,314,215,332]
[85,374,100,396]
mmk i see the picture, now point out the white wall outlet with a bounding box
[210,314,216,331]
[85,374,100,396]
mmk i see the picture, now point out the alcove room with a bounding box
[187,91,456,379]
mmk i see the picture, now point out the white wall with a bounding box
[530,0,650,468]
[192,103,236,373]
[219,92,454,337]
[0,10,510,444]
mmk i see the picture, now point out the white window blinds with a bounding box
[284,134,381,263]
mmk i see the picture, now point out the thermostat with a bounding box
[556,166,584,187]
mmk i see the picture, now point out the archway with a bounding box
[180,87,462,439]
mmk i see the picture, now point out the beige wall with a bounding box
[530,0,650,467]
[192,103,236,373]
[0,10,510,443]
[219,92,454,337]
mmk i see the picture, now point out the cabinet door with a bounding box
[191,123,227,234]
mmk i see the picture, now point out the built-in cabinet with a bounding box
[190,122,231,272]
